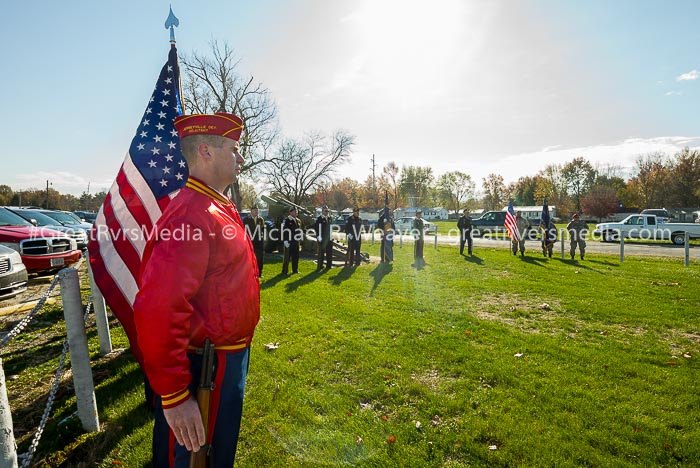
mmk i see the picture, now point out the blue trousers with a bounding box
[153,348,250,467]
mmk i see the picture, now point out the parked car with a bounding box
[640,208,673,223]
[594,214,700,245]
[38,210,93,234]
[0,244,28,300]
[0,207,81,274]
[5,208,88,249]
[471,211,538,239]
[73,210,98,223]
[394,217,437,234]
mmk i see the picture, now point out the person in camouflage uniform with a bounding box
[566,213,589,260]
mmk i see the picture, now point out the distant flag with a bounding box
[504,200,520,241]
[541,199,550,226]
[87,45,185,364]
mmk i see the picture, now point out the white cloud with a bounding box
[676,70,699,81]
[665,90,683,96]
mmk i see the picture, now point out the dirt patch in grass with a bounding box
[469,293,566,334]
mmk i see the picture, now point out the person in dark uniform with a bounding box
[281,207,302,274]
[457,208,473,256]
[315,206,333,270]
[379,207,396,263]
[345,208,362,266]
[244,205,266,276]
[540,218,557,258]
[413,210,425,267]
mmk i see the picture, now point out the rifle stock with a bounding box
[190,340,215,468]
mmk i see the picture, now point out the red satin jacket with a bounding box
[134,177,260,408]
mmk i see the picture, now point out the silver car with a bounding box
[0,244,28,300]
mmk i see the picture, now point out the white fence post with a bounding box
[0,359,18,468]
[86,256,112,355]
[434,231,438,250]
[371,229,375,246]
[399,232,403,249]
[685,232,690,267]
[619,235,625,263]
[59,268,100,432]
[560,229,565,259]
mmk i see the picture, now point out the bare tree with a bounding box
[182,41,279,204]
[260,131,355,205]
[383,161,400,209]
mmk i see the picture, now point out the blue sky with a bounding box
[1,0,699,195]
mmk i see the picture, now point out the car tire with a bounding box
[671,232,686,246]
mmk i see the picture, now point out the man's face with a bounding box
[417,212,422,219]
[290,209,297,217]
[252,208,258,217]
[353,211,359,218]
[322,209,329,217]
[210,139,244,185]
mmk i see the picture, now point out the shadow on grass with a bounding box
[330,265,357,286]
[285,269,325,293]
[554,258,603,273]
[369,263,393,295]
[22,352,153,466]
[586,258,619,267]
[518,255,547,266]
[463,254,484,265]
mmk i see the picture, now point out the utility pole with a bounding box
[45,180,50,209]
[370,154,376,208]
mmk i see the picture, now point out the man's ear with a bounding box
[197,142,211,160]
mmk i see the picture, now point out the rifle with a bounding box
[190,339,215,468]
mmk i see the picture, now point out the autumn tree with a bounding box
[534,164,572,215]
[481,173,507,210]
[437,171,475,215]
[628,153,671,208]
[669,148,700,207]
[400,166,434,207]
[0,185,13,205]
[581,186,619,221]
[507,176,541,206]
[561,156,597,212]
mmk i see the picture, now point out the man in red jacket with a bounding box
[133,112,260,466]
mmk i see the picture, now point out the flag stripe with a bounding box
[102,190,142,279]
[114,170,151,254]
[94,207,140,305]
[123,153,162,226]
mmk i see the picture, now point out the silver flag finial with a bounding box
[165,6,180,44]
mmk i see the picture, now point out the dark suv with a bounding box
[471,211,538,239]
[640,209,672,223]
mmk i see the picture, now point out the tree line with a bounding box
[0,185,107,212]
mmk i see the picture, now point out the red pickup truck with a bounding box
[0,207,82,274]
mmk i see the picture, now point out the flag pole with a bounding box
[165,6,186,113]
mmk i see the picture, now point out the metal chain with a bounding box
[0,275,60,350]
[19,300,92,468]
[0,257,86,350]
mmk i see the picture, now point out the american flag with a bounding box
[87,46,186,363]
[504,200,520,241]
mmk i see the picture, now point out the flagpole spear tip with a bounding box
[164,6,180,45]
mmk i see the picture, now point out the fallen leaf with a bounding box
[356,436,363,445]
[415,421,422,429]
[683,353,691,359]
[538,303,551,311]
[381,414,389,421]
[387,435,397,444]
[514,353,524,358]
[464,330,472,336]
[359,402,372,410]
[264,342,279,351]
[488,445,498,450]
[430,415,442,427]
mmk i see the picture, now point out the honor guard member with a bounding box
[244,205,266,276]
[281,207,302,274]
[379,208,396,263]
[345,208,363,266]
[566,213,589,260]
[133,112,260,466]
[457,209,473,256]
[511,211,528,256]
[315,206,333,270]
[413,210,426,267]
[540,218,557,258]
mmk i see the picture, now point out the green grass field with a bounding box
[4,243,700,466]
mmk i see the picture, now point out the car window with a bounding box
[0,208,32,226]
[12,209,62,226]
[42,211,79,224]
